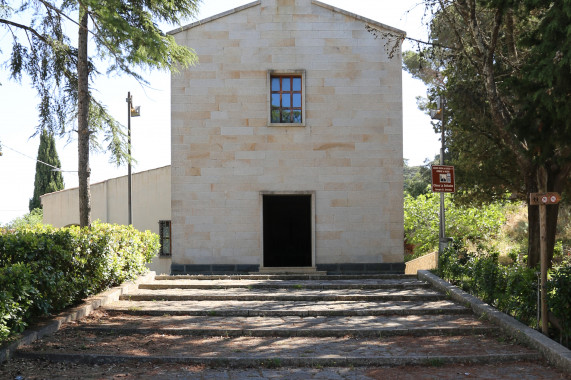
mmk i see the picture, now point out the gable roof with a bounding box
[168,0,405,36]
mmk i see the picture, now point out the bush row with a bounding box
[404,193,507,258]
[0,222,159,342]
[438,241,571,343]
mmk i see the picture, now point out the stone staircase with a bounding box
[8,273,560,378]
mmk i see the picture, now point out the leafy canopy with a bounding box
[1,0,201,164]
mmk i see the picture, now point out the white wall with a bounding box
[41,166,172,274]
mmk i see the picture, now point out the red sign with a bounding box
[431,165,455,193]
[530,192,561,205]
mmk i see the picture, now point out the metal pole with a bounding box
[126,92,132,225]
[439,98,447,256]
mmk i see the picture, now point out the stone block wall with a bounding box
[170,0,404,270]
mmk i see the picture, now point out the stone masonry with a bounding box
[170,0,405,272]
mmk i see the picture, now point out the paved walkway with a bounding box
[1,273,569,379]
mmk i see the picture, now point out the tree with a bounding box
[3,208,43,229]
[1,0,201,226]
[404,0,571,267]
[29,129,64,211]
[404,158,432,198]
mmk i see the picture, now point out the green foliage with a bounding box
[3,208,44,230]
[0,264,37,341]
[403,159,432,198]
[404,193,440,254]
[512,0,571,167]
[29,130,64,211]
[499,265,539,325]
[0,222,159,342]
[438,239,468,285]
[465,248,502,305]
[439,241,571,342]
[404,193,507,255]
[547,265,571,339]
[404,1,571,267]
[2,0,202,226]
[2,0,201,164]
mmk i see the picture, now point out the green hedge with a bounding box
[404,193,507,257]
[438,241,571,344]
[0,222,159,342]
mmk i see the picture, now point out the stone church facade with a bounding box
[170,0,405,274]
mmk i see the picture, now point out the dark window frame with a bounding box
[271,76,303,123]
[267,70,306,127]
[159,220,171,257]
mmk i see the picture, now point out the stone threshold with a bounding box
[257,266,326,275]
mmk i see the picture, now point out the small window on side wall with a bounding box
[268,70,305,127]
[159,220,171,257]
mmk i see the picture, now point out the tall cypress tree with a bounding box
[29,130,64,211]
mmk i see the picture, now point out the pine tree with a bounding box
[2,0,200,226]
[29,130,64,211]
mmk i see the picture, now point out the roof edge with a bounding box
[312,0,406,36]
[39,165,172,199]
[168,1,261,35]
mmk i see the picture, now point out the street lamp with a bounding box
[126,92,140,225]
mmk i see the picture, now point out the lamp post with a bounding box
[430,96,450,256]
[126,92,140,225]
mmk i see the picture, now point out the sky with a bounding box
[0,0,438,225]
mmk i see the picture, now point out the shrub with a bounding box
[404,193,507,255]
[498,265,538,326]
[438,241,570,343]
[548,265,571,340]
[0,264,37,341]
[0,222,159,342]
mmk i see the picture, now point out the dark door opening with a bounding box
[263,195,312,267]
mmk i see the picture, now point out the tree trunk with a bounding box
[77,7,91,227]
[544,163,570,266]
[530,164,566,268]
[545,202,559,265]
[526,169,540,268]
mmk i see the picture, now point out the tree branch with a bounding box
[37,0,82,30]
[0,18,47,43]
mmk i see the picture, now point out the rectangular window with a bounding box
[159,220,171,257]
[268,70,305,126]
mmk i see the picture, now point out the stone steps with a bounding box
[105,299,471,316]
[120,292,445,302]
[13,273,546,372]
[140,280,431,290]
[16,332,539,367]
[17,352,539,369]
[72,313,499,337]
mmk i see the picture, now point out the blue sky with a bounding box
[0,0,437,225]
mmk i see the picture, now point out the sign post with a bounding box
[431,165,456,193]
[530,191,561,335]
[431,165,455,266]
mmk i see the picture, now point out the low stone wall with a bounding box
[405,252,437,275]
